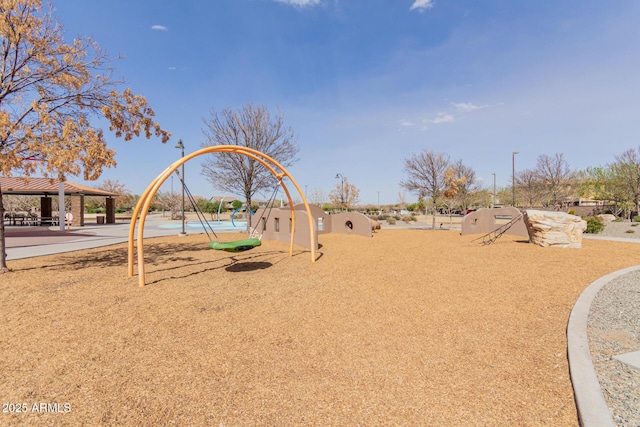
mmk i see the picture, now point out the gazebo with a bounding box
[0,177,118,226]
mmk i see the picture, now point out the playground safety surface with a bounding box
[1,226,638,425]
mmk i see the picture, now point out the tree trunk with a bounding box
[431,197,437,229]
[0,184,8,271]
[246,194,252,234]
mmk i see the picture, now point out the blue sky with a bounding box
[53,0,640,205]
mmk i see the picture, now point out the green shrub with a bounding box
[584,216,604,234]
[387,217,396,225]
[633,215,640,222]
[567,209,576,215]
[625,229,635,234]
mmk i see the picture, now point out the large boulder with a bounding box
[523,210,587,248]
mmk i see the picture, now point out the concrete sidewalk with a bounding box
[3,214,238,260]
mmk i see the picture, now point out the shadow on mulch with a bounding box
[225,261,272,272]
[9,241,207,273]
[143,251,292,286]
[9,238,313,287]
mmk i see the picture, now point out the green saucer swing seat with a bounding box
[209,238,262,252]
[175,172,272,254]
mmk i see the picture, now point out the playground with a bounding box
[1,228,638,426]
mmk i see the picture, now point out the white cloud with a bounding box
[432,112,454,124]
[401,109,455,131]
[410,0,434,13]
[408,102,490,129]
[451,102,488,112]
[274,0,321,7]
[151,25,168,31]
[168,66,177,71]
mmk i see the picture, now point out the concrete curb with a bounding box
[567,265,640,426]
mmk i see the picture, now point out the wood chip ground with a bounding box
[1,230,637,426]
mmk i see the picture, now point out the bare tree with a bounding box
[154,190,183,220]
[397,190,407,211]
[0,0,170,271]
[400,149,450,229]
[98,179,133,210]
[329,176,360,211]
[3,195,39,214]
[307,188,327,207]
[515,168,544,208]
[200,104,299,229]
[534,153,575,208]
[85,179,133,211]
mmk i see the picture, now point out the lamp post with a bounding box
[492,173,496,208]
[175,139,186,236]
[335,173,344,211]
[512,151,519,207]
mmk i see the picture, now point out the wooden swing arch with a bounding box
[127,145,317,287]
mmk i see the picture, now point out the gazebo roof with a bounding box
[0,177,118,197]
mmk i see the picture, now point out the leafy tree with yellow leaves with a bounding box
[329,176,360,211]
[0,0,170,271]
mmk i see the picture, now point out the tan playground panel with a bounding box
[252,204,373,249]
[461,207,529,238]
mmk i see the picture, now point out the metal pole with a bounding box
[176,139,186,236]
[512,151,519,207]
[492,173,496,207]
[342,177,344,211]
[58,181,65,232]
[335,173,344,211]
[181,157,185,234]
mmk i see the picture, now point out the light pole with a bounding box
[175,139,186,236]
[335,173,344,211]
[377,191,380,212]
[512,151,519,207]
[492,173,496,207]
